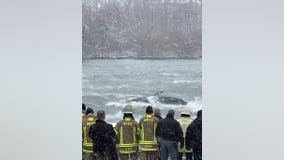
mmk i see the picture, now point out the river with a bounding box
[83,59,202,124]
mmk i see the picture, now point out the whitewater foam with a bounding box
[173,80,199,84]
[160,73,178,77]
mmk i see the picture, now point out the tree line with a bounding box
[83,0,202,59]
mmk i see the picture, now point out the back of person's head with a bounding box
[197,110,202,117]
[154,109,161,117]
[145,105,153,114]
[82,103,86,111]
[166,109,175,118]
[97,110,105,120]
[86,107,94,115]
[123,113,135,120]
[187,104,202,115]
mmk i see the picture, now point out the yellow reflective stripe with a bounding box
[83,143,93,153]
[83,150,93,153]
[146,114,152,118]
[117,144,138,147]
[185,148,193,153]
[83,148,93,153]
[88,117,94,121]
[182,117,188,121]
[119,149,137,154]
[139,141,157,145]
[114,128,118,135]
[120,126,123,144]
[118,145,138,154]
[180,117,189,126]
[141,124,144,142]
[83,142,93,147]
[87,121,95,126]
[83,126,87,143]
[153,123,157,142]
[178,147,193,153]
[141,148,158,151]
[133,127,136,144]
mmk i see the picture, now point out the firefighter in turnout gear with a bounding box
[177,110,193,160]
[115,105,139,160]
[82,108,96,160]
[139,106,159,160]
[82,103,87,158]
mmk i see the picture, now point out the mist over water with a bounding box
[83,59,201,124]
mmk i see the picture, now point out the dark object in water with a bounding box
[157,96,187,105]
[128,92,187,105]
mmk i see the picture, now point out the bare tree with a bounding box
[82,0,202,59]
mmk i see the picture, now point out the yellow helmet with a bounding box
[122,105,133,114]
[181,109,191,115]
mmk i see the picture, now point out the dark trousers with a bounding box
[193,149,201,160]
[159,138,178,160]
[94,150,119,160]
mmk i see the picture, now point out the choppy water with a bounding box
[83,59,202,124]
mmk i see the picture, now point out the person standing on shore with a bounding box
[82,108,96,160]
[115,105,139,160]
[89,110,118,160]
[154,109,163,120]
[185,106,202,160]
[139,106,159,160]
[177,110,193,160]
[156,110,184,160]
[82,103,87,159]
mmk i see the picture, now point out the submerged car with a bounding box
[157,95,187,105]
[128,92,187,105]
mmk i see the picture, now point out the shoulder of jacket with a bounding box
[139,116,145,122]
[133,120,139,125]
[188,121,197,127]
[107,123,114,128]
[158,118,165,123]
[153,117,159,122]
[116,119,124,125]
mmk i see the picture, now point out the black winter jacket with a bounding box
[185,110,202,155]
[88,120,118,160]
[156,114,184,146]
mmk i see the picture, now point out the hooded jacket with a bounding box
[185,110,202,155]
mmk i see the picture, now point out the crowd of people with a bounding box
[82,103,202,160]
